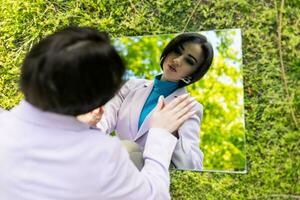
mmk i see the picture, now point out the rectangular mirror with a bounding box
[113,29,246,173]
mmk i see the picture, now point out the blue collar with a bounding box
[153,75,178,95]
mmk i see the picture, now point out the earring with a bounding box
[181,76,192,84]
[160,56,165,64]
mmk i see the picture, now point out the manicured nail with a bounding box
[159,95,164,101]
[189,97,196,102]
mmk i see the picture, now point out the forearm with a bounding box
[141,128,177,199]
[103,128,177,199]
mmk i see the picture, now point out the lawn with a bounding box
[0,0,299,199]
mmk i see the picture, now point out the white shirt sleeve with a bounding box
[100,128,177,200]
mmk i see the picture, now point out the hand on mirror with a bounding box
[149,94,197,134]
[77,107,104,126]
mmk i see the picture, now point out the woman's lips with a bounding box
[168,65,177,72]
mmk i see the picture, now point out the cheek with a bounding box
[162,57,172,71]
[181,66,195,76]
[164,56,172,64]
[162,57,168,66]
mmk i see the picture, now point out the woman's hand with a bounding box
[77,107,104,126]
[149,94,196,134]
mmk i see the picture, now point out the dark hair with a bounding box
[20,27,125,116]
[160,33,214,87]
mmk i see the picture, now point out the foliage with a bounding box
[0,0,299,199]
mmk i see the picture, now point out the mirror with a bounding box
[113,29,246,173]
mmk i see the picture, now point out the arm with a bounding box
[171,102,204,170]
[100,128,177,199]
[100,95,195,199]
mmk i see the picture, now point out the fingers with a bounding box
[170,97,196,115]
[91,107,104,121]
[99,107,104,115]
[154,95,165,112]
[157,96,165,110]
[76,106,104,126]
[149,94,197,133]
[92,107,101,115]
[164,94,189,110]
[173,100,197,119]
[174,110,197,128]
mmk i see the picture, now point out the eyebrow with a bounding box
[179,44,198,63]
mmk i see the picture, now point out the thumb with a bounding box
[155,95,165,111]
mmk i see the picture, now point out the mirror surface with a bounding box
[113,29,246,173]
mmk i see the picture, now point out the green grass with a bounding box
[0,0,299,199]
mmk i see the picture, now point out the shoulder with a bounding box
[0,110,16,125]
[173,87,204,113]
[124,78,151,88]
[194,101,204,119]
[0,107,6,113]
[195,101,203,112]
[119,78,151,94]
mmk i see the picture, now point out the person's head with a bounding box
[160,33,214,87]
[20,26,125,116]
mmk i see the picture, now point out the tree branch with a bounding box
[275,0,299,129]
[182,0,203,32]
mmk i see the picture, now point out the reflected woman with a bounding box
[81,33,214,170]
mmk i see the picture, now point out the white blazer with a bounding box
[0,100,177,200]
[97,78,204,170]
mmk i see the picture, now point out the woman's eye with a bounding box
[186,58,195,66]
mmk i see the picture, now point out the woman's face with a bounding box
[161,41,204,82]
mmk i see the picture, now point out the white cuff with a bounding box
[143,128,177,168]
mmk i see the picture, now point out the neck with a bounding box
[160,74,177,82]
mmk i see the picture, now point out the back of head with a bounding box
[20,27,125,116]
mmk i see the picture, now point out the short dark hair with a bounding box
[160,33,214,87]
[20,27,125,116]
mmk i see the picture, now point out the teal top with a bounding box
[138,75,178,129]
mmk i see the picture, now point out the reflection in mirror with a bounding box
[112,29,246,173]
